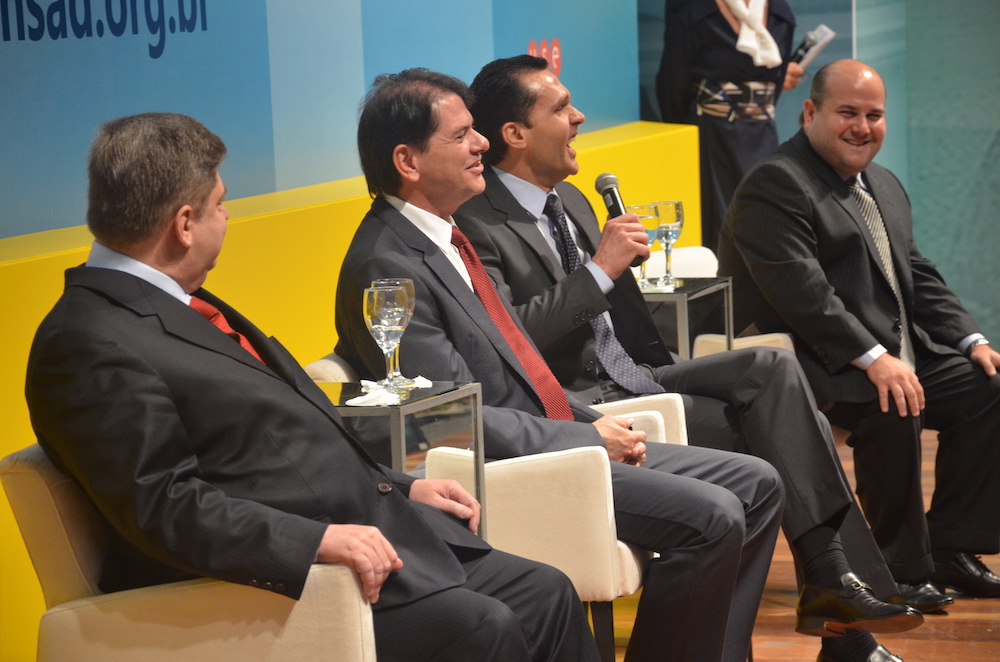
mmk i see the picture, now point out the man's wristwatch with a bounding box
[967,338,991,355]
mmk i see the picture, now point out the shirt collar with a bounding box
[384,194,459,252]
[492,166,554,221]
[86,240,191,304]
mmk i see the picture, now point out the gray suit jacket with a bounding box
[334,197,606,460]
[453,171,672,404]
[718,130,979,404]
[26,266,487,604]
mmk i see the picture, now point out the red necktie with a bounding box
[189,295,264,363]
[450,226,574,421]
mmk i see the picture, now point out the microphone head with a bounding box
[595,172,619,194]
[803,30,818,47]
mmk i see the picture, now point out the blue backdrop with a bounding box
[0,0,638,238]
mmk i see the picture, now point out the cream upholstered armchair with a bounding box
[303,352,359,383]
[425,392,688,662]
[0,444,375,662]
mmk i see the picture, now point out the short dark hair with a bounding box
[357,68,473,198]
[470,55,550,166]
[86,113,226,248]
[809,62,837,110]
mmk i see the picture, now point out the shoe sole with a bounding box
[796,611,924,637]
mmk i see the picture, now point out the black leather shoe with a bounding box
[931,552,1000,597]
[796,572,923,636]
[895,580,954,612]
[817,644,902,662]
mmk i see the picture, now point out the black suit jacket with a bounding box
[25,266,487,604]
[334,197,607,460]
[718,130,979,404]
[453,170,672,404]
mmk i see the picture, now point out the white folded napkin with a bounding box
[346,387,400,406]
[345,375,435,406]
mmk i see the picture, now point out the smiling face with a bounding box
[517,69,586,190]
[402,92,489,218]
[803,61,886,179]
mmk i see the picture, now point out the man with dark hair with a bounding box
[25,112,599,662]
[720,59,1000,610]
[452,54,923,662]
[336,67,786,662]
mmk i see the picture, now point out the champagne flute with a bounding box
[372,278,416,388]
[627,203,660,289]
[653,201,684,289]
[363,286,408,390]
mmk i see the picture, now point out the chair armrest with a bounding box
[692,332,795,358]
[593,393,687,445]
[37,564,374,662]
[426,446,634,597]
[303,353,359,382]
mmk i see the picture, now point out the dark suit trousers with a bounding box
[372,548,599,662]
[827,351,1000,581]
[627,347,898,598]
[612,441,783,662]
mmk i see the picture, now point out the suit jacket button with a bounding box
[249,579,260,588]
[274,583,286,593]
[592,397,604,405]
[378,482,393,494]
[893,318,902,331]
[263,581,273,591]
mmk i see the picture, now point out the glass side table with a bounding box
[641,276,734,359]
[316,381,486,537]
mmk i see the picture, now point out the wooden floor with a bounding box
[608,430,1000,661]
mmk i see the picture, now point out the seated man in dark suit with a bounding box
[451,54,922,662]
[24,112,600,662]
[334,66,787,662]
[719,59,1000,609]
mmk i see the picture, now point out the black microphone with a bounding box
[790,30,818,64]
[595,172,644,267]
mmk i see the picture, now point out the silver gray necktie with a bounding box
[848,179,916,369]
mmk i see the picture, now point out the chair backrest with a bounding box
[0,444,108,609]
[630,245,719,280]
[303,352,359,382]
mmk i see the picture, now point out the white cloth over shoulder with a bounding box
[723,0,782,68]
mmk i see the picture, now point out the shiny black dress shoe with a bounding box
[796,572,923,636]
[817,644,902,662]
[931,552,1000,597]
[895,580,954,612]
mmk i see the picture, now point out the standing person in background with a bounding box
[656,0,803,251]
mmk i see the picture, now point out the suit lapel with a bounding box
[794,133,898,293]
[557,182,602,256]
[483,169,566,281]
[373,200,538,390]
[863,167,915,301]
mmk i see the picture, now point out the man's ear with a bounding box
[393,144,420,184]
[170,204,197,248]
[500,121,527,152]
[802,99,817,130]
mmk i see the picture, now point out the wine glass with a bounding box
[653,201,684,289]
[363,286,409,390]
[626,203,659,289]
[372,278,416,388]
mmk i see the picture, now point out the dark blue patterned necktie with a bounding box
[545,193,664,395]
